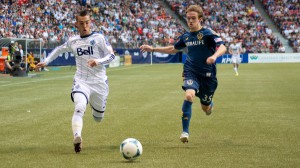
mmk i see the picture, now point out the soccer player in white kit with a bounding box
[36,10,115,153]
[229,38,242,76]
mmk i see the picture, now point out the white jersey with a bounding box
[44,32,115,82]
[229,43,242,57]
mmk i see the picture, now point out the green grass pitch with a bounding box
[0,63,299,168]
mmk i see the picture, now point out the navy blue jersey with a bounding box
[174,28,224,77]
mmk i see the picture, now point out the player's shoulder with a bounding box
[179,31,190,39]
[202,28,220,36]
[68,35,81,42]
[90,32,105,38]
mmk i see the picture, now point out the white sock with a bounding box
[234,67,238,73]
[72,93,87,137]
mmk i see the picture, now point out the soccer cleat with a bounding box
[73,136,82,153]
[180,132,189,143]
[235,72,239,76]
[205,101,214,116]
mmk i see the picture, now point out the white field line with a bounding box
[0,65,150,87]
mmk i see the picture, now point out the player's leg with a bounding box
[71,92,88,153]
[89,80,109,123]
[197,76,218,115]
[235,62,239,76]
[70,80,90,153]
[180,78,199,143]
[236,56,242,76]
[232,56,238,76]
[90,97,107,123]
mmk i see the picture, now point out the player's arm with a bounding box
[140,45,179,54]
[228,45,233,54]
[207,44,227,64]
[239,45,243,54]
[206,33,227,64]
[140,34,186,54]
[4,60,12,70]
[36,42,70,68]
[88,36,115,67]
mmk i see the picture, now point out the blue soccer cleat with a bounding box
[205,101,214,116]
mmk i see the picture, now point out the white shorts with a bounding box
[231,55,241,64]
[71,79,109,111]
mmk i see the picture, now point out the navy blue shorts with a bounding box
[182,73,218,106]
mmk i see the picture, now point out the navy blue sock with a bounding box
[181,100,192,133]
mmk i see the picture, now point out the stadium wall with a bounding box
[41,48,300,66]
[248,53,300,63]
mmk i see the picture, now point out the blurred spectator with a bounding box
[260,0,300,52]
[1,0,292,53]
[19,44,24,57]
[27,51,39,72]
[5,52,27,77]
[166,0,284,53]
[1,0,185,50]
[278,43,286,53]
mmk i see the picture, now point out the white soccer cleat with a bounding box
[73,136,82,153]
[180,132,189,143]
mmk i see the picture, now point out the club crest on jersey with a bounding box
[197,33,203,40]
[90,40,95,45]
[186,79,193,85]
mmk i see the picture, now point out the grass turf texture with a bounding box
[0,63,299,168]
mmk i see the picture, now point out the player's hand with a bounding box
[206,55,217,64]
[88,59,98,67]
[36,62,46,68]
[140,44,153,53]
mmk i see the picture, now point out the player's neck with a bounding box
[80,32,93,38]
[190,25,202,32]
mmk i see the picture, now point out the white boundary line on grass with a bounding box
[0,65,150,87]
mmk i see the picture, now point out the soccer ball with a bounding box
[120,138,143,161]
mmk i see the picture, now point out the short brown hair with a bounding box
[76,10,90,21]
[186,5,203,18]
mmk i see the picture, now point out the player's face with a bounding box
[186,11,202,32]
[76,15,91,36]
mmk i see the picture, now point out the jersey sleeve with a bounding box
[96,35,115,65]
[205,28,224,47]
[44,41,71,65]
[174,35,186,50]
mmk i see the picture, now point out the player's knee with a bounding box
[92,109,104,122]
[74,103,86,117]
[185,92,195,102]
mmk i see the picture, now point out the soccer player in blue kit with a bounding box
[140,5,227,143]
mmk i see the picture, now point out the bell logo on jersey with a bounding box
[77,46,93,56]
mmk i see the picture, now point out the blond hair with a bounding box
[186,5,203,19]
